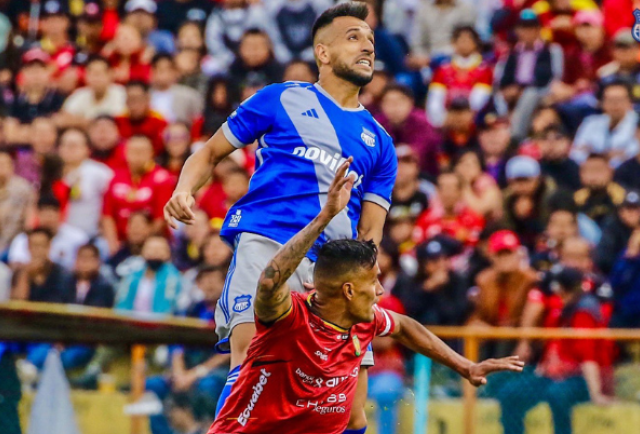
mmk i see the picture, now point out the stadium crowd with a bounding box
[1,0,640,433]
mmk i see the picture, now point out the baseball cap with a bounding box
[41,0,68,17]
[125,0,157,14]
[22,48,51,66]
[417,239,447,261]
[488,230,520,254]
[396,144,418,162]
[548,265,584,293]
[573,10,603,27]
[80,2,103,22]
[613,29,636,47]
[506,156,541,180]
[622,190,640,207]
[518,9,540,27]
[477,111,509,131]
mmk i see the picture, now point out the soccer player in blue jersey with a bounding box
[164,3,395,433]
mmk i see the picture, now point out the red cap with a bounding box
[22,48,51,66]
[488,230,520,254]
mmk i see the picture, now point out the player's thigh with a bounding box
[347,368,369,429]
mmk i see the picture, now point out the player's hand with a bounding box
[467,356,524,387]
[322,157,355,219]
[164,192,196,229]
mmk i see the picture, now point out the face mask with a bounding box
[146,259,164,271]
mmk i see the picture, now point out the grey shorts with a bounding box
[214,232,374,366]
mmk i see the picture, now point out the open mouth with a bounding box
[356,58,372,68]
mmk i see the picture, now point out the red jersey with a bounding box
[91,143,128,172]
[430,55,493,105]
[413,205,485,247]
[115,112,168,156]
[209,292,396,434]
[102,165,175,240]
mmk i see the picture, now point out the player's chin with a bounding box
[344,69,374,87]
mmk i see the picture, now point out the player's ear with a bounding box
[315,43,331,66]
[343,282,354,300]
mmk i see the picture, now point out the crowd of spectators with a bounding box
[1,0,640,434]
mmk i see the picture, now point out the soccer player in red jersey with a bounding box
[209,160,524,434]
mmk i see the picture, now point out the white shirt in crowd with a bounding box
[62,84,127,119]
[8,224,89,270]
[133,277,155,313]
[63,160,114,237]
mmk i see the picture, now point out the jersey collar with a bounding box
[313,83,365,112]
[306,292,350,333]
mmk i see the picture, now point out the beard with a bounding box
[333,60,373,87]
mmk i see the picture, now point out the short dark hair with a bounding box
[78,243,100,257]
[60,127,90,146]
[312,2,369,41]
[242,27,270,40]
[315,239,378,279]
[585,152,610,164]
[37,195,61,210]
[600,79,633,101]
[151,53,174,68]
[381,83,414,102]
[125,80,150,93]
[85,55,110,69]
[452,25,481,46]
[28,227,54,241]
[196,265,225,281]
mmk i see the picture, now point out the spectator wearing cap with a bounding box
[150,54,203,125]
[496,9,564,140]
[537,123,581,192]
[453,149,503,221]
[596,189,640,274]
[614,119,640,191]
[124,0,176,55]
[609,228,640,328]
[477,110,515,189]
[4,49,65,144]
[228,29,284,98]
[406,0,476,69]
[393,236,470,326]
[102,135,174,255]
[156,0,215,35]
[469,230,537,332]
[37,0,76,79]
[115,81,169,155]
[89,115,128,172]
[440,97,479,168]
[502,156,557,249]
[76,2,106,57]
[427,26,493,128]
[414,172,485,248]
[532,0,595,48]
[8,195,88,271]
[0,150,36,253]
[597,29,640,110]
[574,153,626,227]
[571,80,639,168]
[102,23,153,85]
[375,85,441,177]
[204,0,276,76]
[58,55,127,128]
[498,265,613,434]
[388,145,430,224]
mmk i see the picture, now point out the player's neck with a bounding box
[317,75,361,109]
[310,295,355,330]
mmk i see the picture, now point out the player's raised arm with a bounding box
[255,158,357,323]
[388,312,524,386]
[164,129,236,228]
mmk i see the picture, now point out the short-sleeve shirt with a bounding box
[209,292,396,434]
[219,82,398,260]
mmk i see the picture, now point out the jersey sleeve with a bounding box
[362,133,398,211]
[373,304,396,337]
[221,84,280,148]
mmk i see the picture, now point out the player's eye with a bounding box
[349,35,358,40]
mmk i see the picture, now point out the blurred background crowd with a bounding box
[1,0,640,434]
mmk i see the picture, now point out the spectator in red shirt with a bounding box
[103,23,152,84]
[414,172,485,248]
[497,266,613,434]
[89,115,128,172]
[115,81,168,155]
[427,26,493,128]
[102,135,175,255]
[76,2,107,57]
[38,0,77,86]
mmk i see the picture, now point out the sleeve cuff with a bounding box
[363,193,391,211]
[222,122,247,149]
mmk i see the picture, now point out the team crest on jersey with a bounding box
[233,294,252,313]
[360,128,376,147]
[633,9,640,42]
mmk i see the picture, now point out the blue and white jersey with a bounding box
[219,81,398,260]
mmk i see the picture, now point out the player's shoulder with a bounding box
[239,81,314,105]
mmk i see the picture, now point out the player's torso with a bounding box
[211,295,375,434]
[220,82,390,248]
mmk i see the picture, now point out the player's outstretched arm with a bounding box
[255,158,357,323]
[164,129,237,229]
[389,312,524,386]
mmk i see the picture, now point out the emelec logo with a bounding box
[292,147,364,188]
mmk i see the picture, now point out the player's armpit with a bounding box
[357,201,388,246]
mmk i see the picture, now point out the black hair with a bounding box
[312,2,369,41]
[196,265,225,281]
[0,148,13,159]
[242,27,270,40]
[600,79,633,101]
[60,127,90,147]
[585,152,610,164]
[315,239,378,279]
[452,148,486,173]
[125,80,150,93]
[452,25,481,47]
[37,194,61,210]
[379,237,400,271]
[78,243,100,257]
[128,210,153,224]
[547,190,578,215]
[85,54,109,69]
[381,83,415,102]
[28,226,54,241]
[92,114,116,125]
[127,134,153,147]
[151,53,175,68]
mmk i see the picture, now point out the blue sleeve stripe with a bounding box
[222,122,247,149]
[363,193,391,211]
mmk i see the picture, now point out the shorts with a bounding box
[214,232,374,367]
